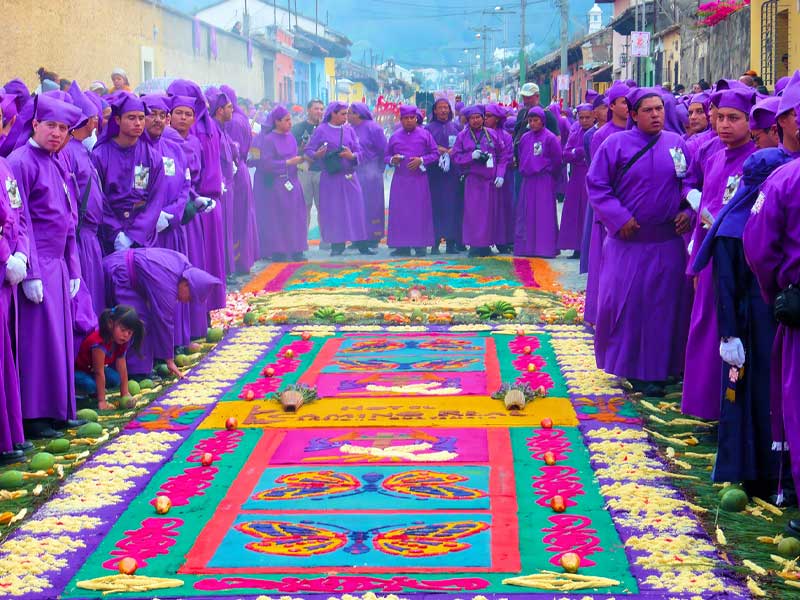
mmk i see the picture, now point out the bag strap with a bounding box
[613,133,660,192]
[76,176,92,240]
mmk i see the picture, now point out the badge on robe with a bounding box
[162,156,176,177]
[5,177,21,209]
[722,174,742,205]
[448,135,457,147]
[751,191,766,215]
[134,165,150,190]
[669,147,687,178]
[185,168,191,181]
[533,142,543,156]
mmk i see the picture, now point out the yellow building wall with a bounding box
[750,0,800,88]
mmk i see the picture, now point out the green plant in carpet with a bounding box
[491,382,540,403]
[269,384,319,404]
[409,308,426,323]
[313,307,346,323]
[476,300,517,320]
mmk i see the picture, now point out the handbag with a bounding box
[775,284,800,328]
[323,128,345,174]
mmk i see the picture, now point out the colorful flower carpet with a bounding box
[227,258,580,327]
[0,324,756,599]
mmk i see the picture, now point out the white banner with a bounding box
[557,74,570,92]
[630,31,651,57]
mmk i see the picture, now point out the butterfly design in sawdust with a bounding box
[235,519,489,557]
[253,470,486,502]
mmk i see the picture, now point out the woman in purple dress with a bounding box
[348,102,387,247]
[558,103,594,257]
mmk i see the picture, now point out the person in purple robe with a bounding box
[0,79,31,157]
[452,105,503,257]
[750,97,780,149]
[485,104,514,254]
[166,79,226,312]
[586,87,694,396]
[584,82,630,324]
[684,93,710,142]
[683,88,757,417]
[251,106,308,261]
[425,97,463,254]
[514,107,562,258]
[384,105,438,256]
[0,155,30,460]
[661,90,686,135]
[348,102,387,247]
[63,83,105,316]
[548,103,570,201]
[207,88,237,275]
[578,94,607,274]
[91,92,166,255]
[8,95,85,438]
[693,148,792,500]
[775,70,800,159]
[742,144,800,520]
[221,85,258,273]
[168,94,216,340]
[558,103,594,257]
[304,101,373,256]
[141,94,192,350]
[103,247,221,378]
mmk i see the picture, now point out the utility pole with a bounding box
[520,0,526,85]
[559,0,569,102]
[471,26,500,80]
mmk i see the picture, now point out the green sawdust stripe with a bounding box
[494,332,569,397]
[634,390,800,598]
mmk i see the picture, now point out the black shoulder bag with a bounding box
[76,176,92,242]
[323,127,345,175]
[611,133,660,193]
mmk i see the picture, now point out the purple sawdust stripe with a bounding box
[512,258,540,288]
[264,263,305,292]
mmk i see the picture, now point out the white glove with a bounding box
[419,164,426,173]
[686,189,702,211]
[494,177,504,188]
[471,149,483,160]
[203,198,217,213]
[114,232,133,252]
[194,196,211,209]
[232,161,238,175]
[22,279,43,304]
[156,211,174,233]
[69,278,80,298]
[4,252,27,286]
[720,337,745,368]
[439,153,450,172]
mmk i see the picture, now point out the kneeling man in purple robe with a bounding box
[587,87,694,397]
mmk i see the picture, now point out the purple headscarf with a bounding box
[182,266,223,304]
[1,79,30,123]
[526,106,546,122]
[777,70,800,117]
[689,92,711,116]
[34,94,83,128]
[94,91,148,149]
[219,84,246,119]
[323,101,348,123]
[399,104,422,125]
[575,103,593,113]
[461,105,485,119]
[141,94,170,113]
[710,88,757,115]
[349,102,373,120]
[454,101,465,114]
[585,89,599,104]
[428,96,453,123]
[661,90,686,134]
[206,87,231,119]
[263,105,289,133]
[749,97,780,130]
[167,79,213,135]
[626,87,662,111]
[775,76,790,96]
[624,79,637,88]
[485,103,507,124]
[66,81,99,129]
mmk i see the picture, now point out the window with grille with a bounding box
[760,0,778,87]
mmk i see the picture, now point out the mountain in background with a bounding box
[162,0,612,72]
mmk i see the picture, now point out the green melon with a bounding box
[29,452,55,472]
[119,395,137,409]
[778,537,800,558]
[45,438,70,454]
[206,327,224,343]
[717,483,744,498]
[138,379,154,390]
[243,311,257,325]
[187,342,202,353]
[563,308,578,321]
[155,363,171,378]
[126,380,141,396]
[719,488,748,512]
[0,470,23,489]
[77,422,104,438]
[174,355,187,367]
[76,408,98,422]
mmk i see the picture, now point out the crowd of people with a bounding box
[0,65,799,520]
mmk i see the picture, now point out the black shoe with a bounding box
[24,420,63,439]
[330,243,345,256]
[413,247,427,256]
[0,450,25,465]
[390,248,411,257]
[356,242,376,256]
[14,441,34,453]
[290,252,308,262]
[786,520,800,539]
[271,253,287,262]
[53,419,88,430]
[445,241,459,254]
[430,246,440,255]
[467,248,480,258]
[569,250,580,259]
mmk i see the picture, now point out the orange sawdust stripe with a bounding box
[529,258,563,292]
[241,263,289,294]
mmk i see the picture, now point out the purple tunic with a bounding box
[0,157,27,450]
[558,124,591,251]
[452,126,502,247]
[425,118,463,242]
[223,90,259,273]
[104,248,221,375]
[584,121,626,323]
[62,138,105,315]
[214,120,237,275]
[385,126,438,247]
[149,132,192,347]
[587,127,693,381]
[304,124,368,244]
[8,141,79,422]
[92,137,165,253]
[743,159,800,494]
[514,128,562,257]
[253,130,308,255]
[353,120,387,242]
[681,141,756,419]
[492,127,514,246]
